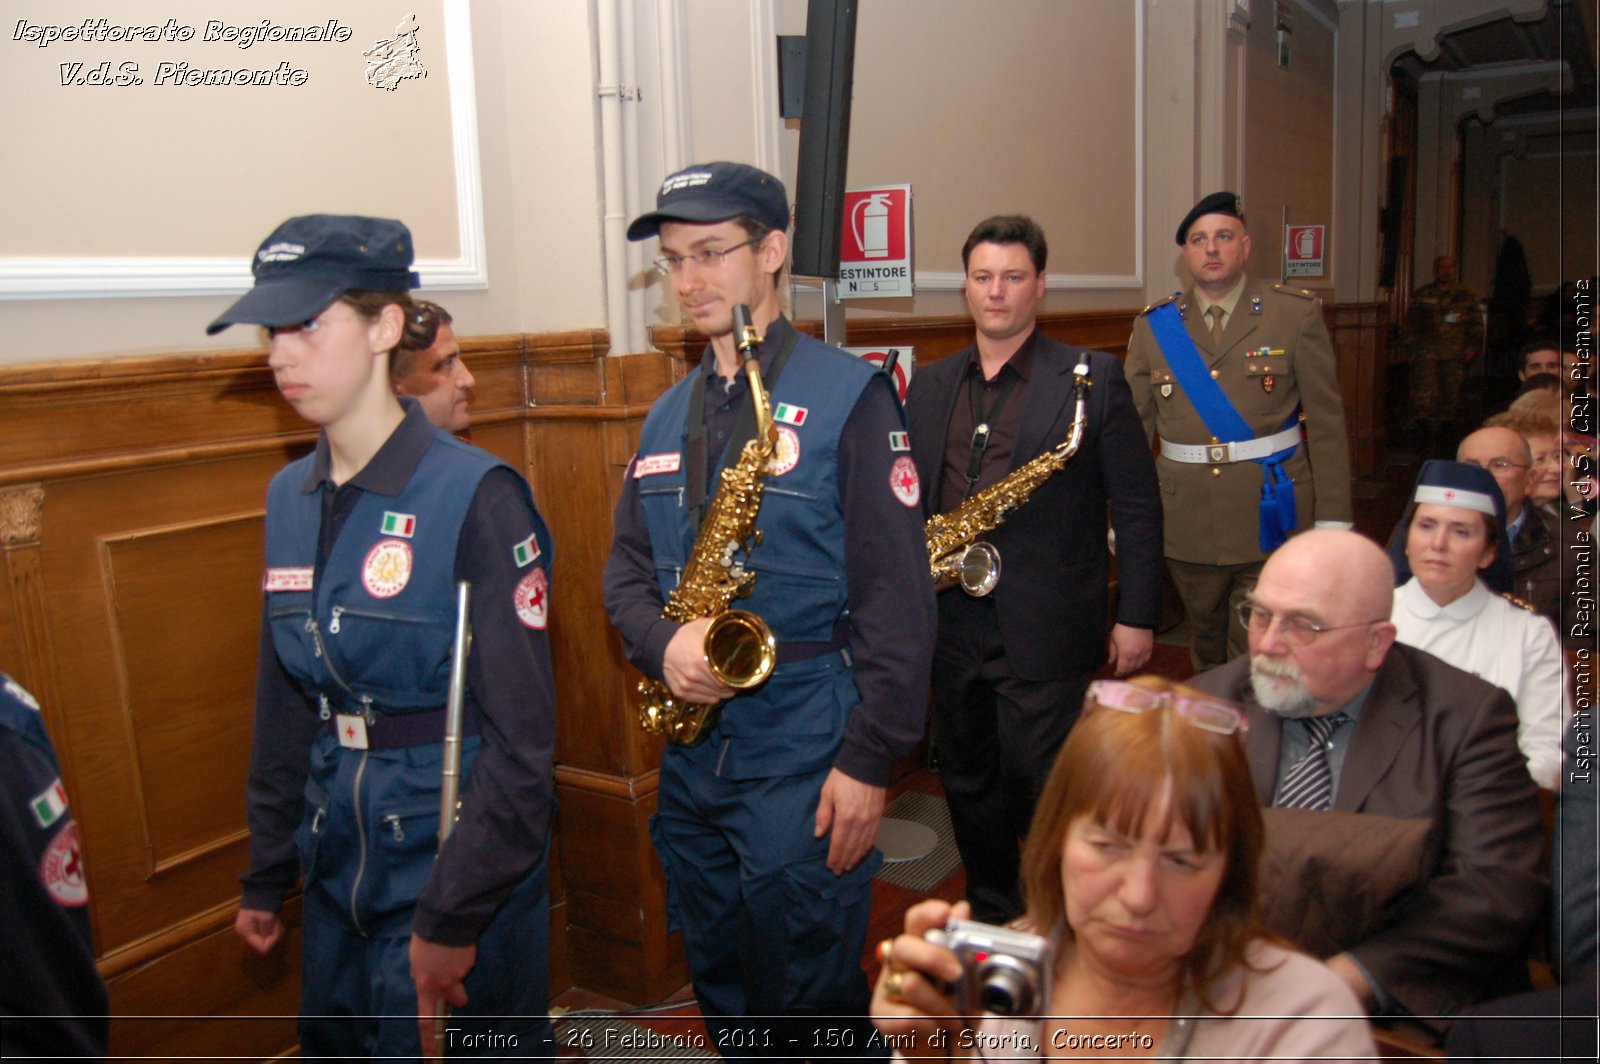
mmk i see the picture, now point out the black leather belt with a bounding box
[775,619,850,664]
[324,705,480,750]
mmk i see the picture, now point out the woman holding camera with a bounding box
[871,676,1374,1060]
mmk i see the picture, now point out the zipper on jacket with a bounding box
[327,604,436,636]
[348,747,371,937]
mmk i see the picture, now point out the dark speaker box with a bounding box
[790,0,859,279]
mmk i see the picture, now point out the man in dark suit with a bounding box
[1190,529,1546,1035]
[905,215,1163,924]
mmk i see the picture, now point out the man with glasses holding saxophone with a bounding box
[603,161,935,1059]
[1190,529,1544,1039]
[904,215,1163,926]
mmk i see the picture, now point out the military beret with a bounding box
[1175,191,1244,245]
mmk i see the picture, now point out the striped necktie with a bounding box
[1276,714,1347,810]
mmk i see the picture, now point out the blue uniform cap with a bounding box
[1388,459,1515,594]
[207,214,419,335]
[627,162,790,241]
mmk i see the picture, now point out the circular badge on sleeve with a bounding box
[40,822,89,907]
[766,426,801,477]
[514,568,549,630]
[362,539,413,598]
[889,456,921,508]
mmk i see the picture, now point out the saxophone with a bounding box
[926,356,1091,595]
[637,305,780,745]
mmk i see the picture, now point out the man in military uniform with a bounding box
[1405,256,1483,448]
[1125,191,1353,671]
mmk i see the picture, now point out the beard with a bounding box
[1249,655,1318,718]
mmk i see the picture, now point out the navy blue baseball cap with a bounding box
[206,214,419,335]
[1386,459,1515,593]
[1176,191,1245,245]
[626,162,790,241]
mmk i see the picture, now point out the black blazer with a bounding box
[1193,644,1547,1024]
[905,333,1163,680]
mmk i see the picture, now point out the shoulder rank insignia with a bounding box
[1500,592,1537,612]
[1271,284,1318,301]
[1140,292,1181,317]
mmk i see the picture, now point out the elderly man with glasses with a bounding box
[1189,529,1545,1043]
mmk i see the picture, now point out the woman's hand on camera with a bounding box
[871,899,971,1057]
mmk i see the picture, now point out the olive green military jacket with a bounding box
[1405,281,1482,361]
[1124,280,1354,566]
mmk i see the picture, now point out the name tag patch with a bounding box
[264,567,314,592]
[633,452,682,478]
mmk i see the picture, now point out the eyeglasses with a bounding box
[1236,602,1384,648]
[1085,679,1248,735]
[1461,458,1529,474]
[653,236,762,275]
[400,301,452,352]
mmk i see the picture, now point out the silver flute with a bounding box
[433,580,472,1045]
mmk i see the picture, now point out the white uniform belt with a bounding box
[1160,424,1302,465]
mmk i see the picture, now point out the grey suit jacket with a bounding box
[1193,644,1546,1023]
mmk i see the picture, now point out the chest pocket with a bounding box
[1236,358,1293,418]
[1150,371,1179,406]
[324,603,454,706]
[637,480,689,592]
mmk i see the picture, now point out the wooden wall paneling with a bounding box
[1326,302,1389,477]
[649,310,1146,377]
[99,511,261,875]
[525,344,690,1003]
[0,353,303,480]
[0,482,76,818]
[108,896,303,1060]
[41,458,286,962]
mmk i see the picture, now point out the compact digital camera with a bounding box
[924,918,1053,1017]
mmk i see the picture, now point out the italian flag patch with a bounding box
[773,402,808,426]
[513,533,541,568]
[32,778,68,828]
[888,431,910,452]
[381,511,416,538]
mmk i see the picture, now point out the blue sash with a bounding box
[1148,302,1298,551]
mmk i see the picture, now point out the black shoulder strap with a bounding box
[684,325,800,531]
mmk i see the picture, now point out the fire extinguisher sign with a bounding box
[1283,224,1326,278]
[839,184,914,299]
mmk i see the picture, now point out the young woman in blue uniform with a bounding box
[211,215,556,1060]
